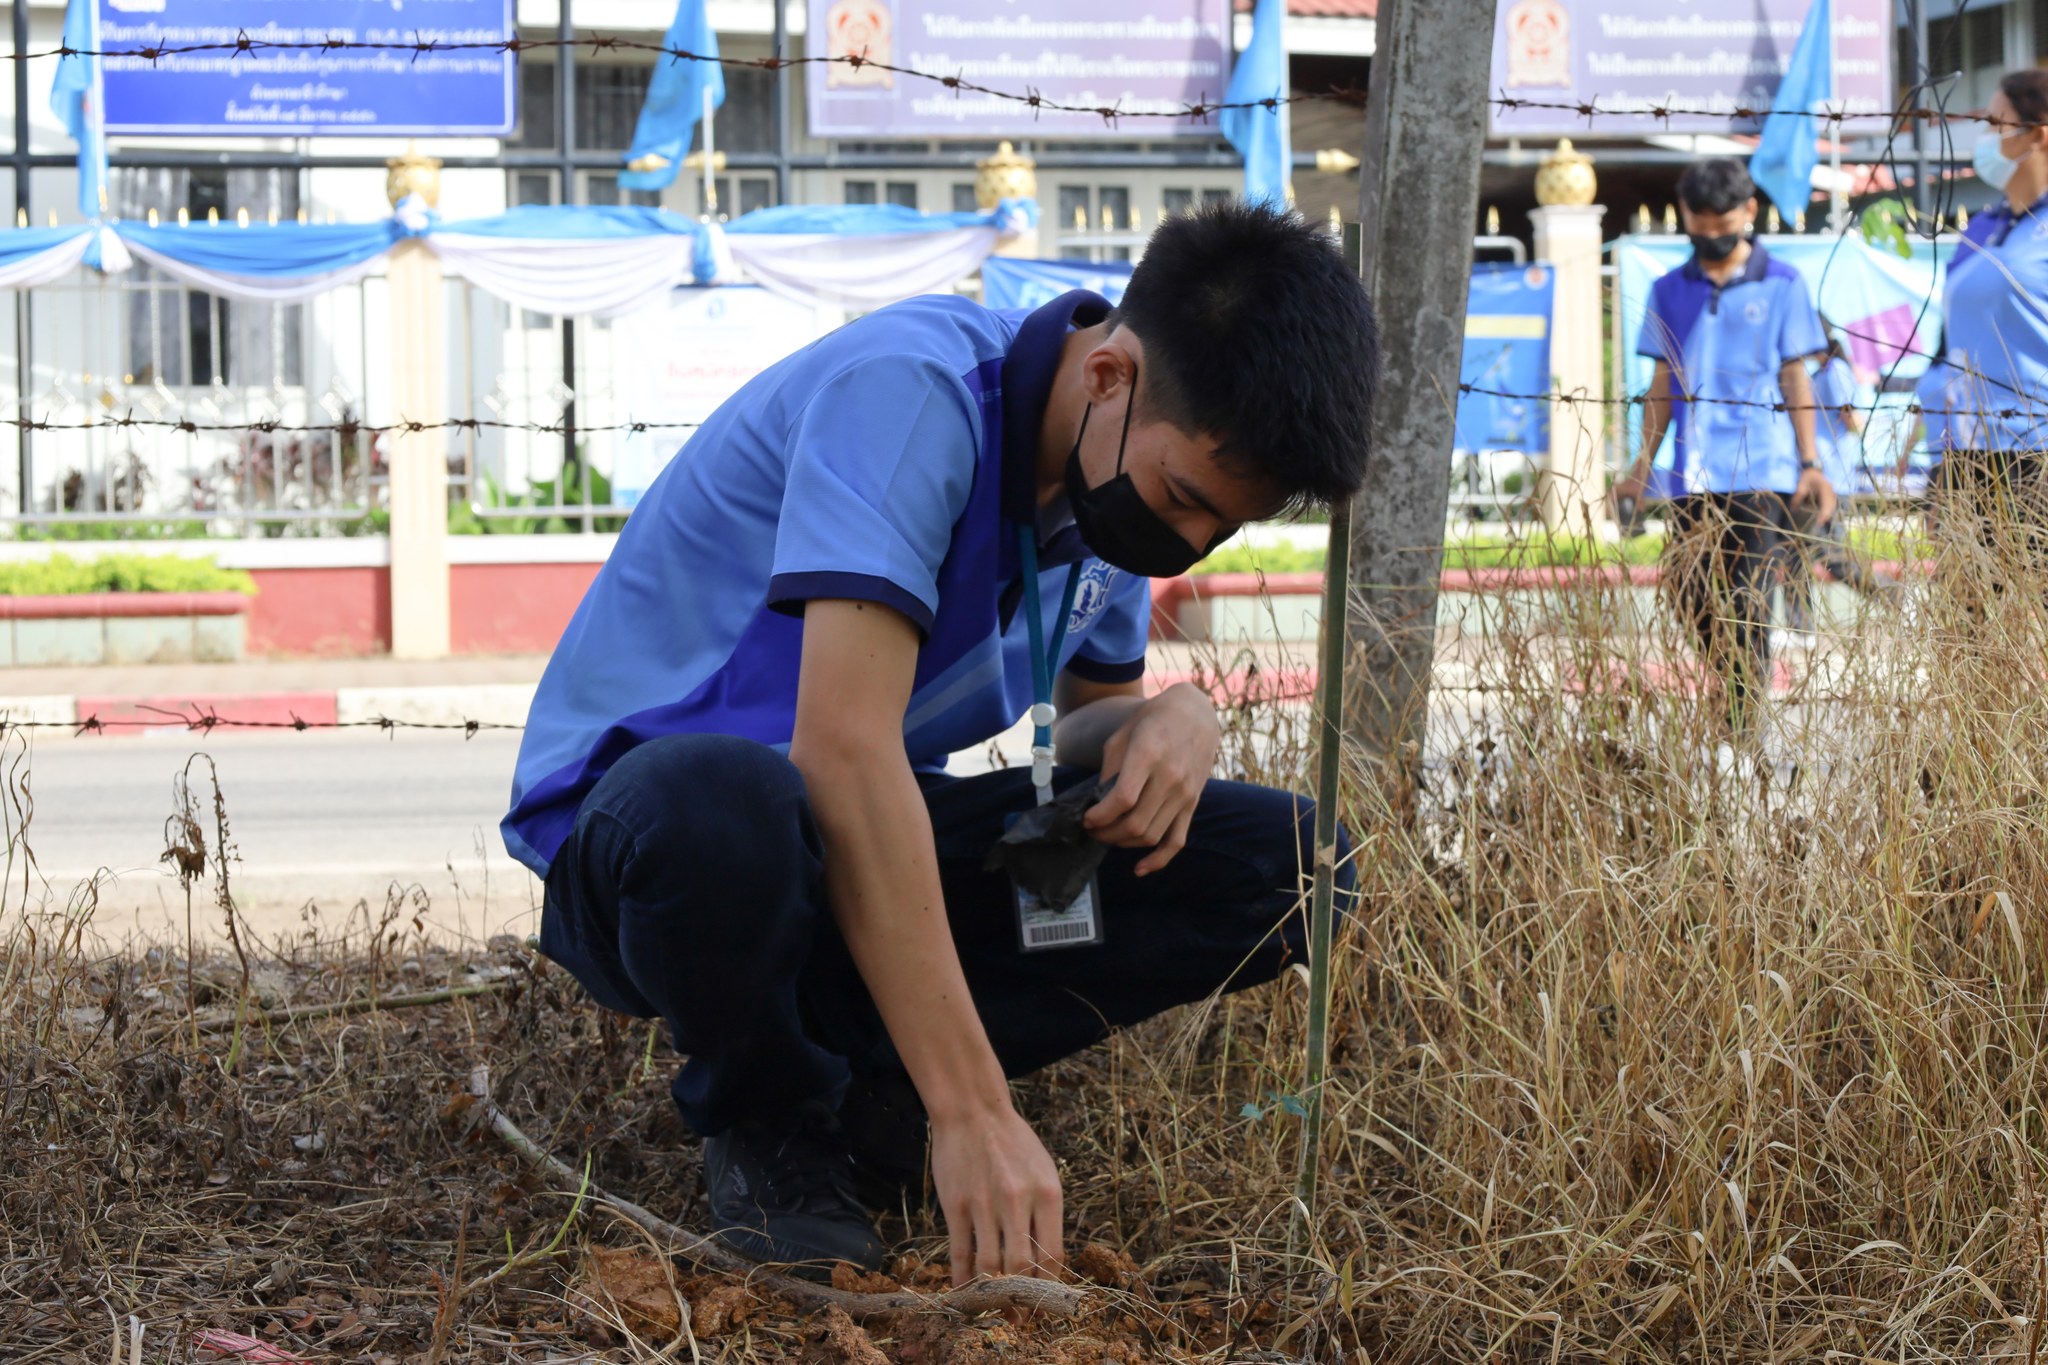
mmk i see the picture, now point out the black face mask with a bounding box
[1063,359,1221,578]
[1688,231,1744,263]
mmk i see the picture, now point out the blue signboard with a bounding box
[1456,261,1555,454]
[99,0,515,137]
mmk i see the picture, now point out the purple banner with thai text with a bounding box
[1489,0,1893,136]
[805,0,1231,139]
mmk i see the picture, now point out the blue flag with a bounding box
[1220,0,1291,206]
[619,0,726,193]
[50,0,106,219]
[1751,0,1831,224]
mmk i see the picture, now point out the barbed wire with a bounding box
[28,35,2014,131]
[0,413,701,436]
[1459,382,2042,422]
[0,674,1979,742]
[2,709,522,738]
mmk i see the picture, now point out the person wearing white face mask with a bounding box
[1929,69,2048,573]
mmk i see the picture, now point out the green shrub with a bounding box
[1192,532,1669,577]
[0,552,257,596]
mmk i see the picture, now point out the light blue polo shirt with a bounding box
[1940,194,2048,454]
[1637,242,1827,497]
[502,290,1153,878]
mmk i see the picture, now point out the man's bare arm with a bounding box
[789,598,1062,1285]
[1615,360,1672,503]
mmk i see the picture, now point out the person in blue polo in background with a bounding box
[502,203,1380,1287]
[1614,158,1835,733]
[1921,68,2048,579]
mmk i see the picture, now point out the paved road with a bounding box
[17,729,541,948]
[11,720,1038,949]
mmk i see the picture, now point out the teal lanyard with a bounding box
[1019,522,1083,805]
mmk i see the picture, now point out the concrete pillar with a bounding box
[1345,0,1496,774]
[385,151,450,659]
[1530,139,1607,538]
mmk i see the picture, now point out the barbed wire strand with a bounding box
[2,413,703,435]
[31,35,2017,131]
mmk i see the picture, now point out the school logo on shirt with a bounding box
[1743,298,1768,324]
[1068,562,1120,636]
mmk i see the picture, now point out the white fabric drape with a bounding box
[428,231,703,318]
[0,230,96,289]
[724,227,1003,313]
[117,235,389,304]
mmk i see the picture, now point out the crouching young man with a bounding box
[502,202,1379,1286]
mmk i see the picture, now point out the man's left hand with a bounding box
[1793,465,1837,527]
[1082,682,1220,876]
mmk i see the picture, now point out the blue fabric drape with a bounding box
[116,219,404,277]
[723,202,1024,236]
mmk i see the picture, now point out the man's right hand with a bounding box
[930,1103,1064,1284]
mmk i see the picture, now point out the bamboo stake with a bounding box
[1289,493,1352,1260]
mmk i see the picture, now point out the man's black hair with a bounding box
[1679,158,1756,215]
[1106,200,1379,510]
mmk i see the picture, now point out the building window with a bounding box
[116,168,304,387]
[884,181,919,210]
[1164,186,1232,217]
[693,175,775,219]
[512,173,557,329]
[845,180,879,205]
[584,172,661,208]
[952,183,979,214]
[1927,6,2009,109]
[1056,184,1140,260]
[506,59,775,161]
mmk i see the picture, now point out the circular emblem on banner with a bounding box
[1523,265,1550,288]
[826,0,895,89]
[1504,0,1571,89]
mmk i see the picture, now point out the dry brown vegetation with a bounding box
[8,502,2048,1362]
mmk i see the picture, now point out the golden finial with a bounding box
[1535,138,1597,206]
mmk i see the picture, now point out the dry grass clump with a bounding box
[8,502,2048,1361]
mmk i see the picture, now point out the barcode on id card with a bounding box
[1022,917,1097,948]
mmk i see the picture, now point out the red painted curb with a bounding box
[71,690,340,736]
[0,591,253,620]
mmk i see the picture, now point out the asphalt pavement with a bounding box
[17,728,540,948]
[12,717,1041,949]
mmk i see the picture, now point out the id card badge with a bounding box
[999,809,1103,953]
[1011,874,1103,953]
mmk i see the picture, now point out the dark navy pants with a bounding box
[539,733,1351,1137]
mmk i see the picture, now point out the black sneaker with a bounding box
[702,1102,889,1279]
[839,1068,931,1213]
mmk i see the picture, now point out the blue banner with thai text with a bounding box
[98,0,515,137]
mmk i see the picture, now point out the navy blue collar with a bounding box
[1982,191,2048,247]
[999,288,1111,533]
[1681,238,1772,287]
